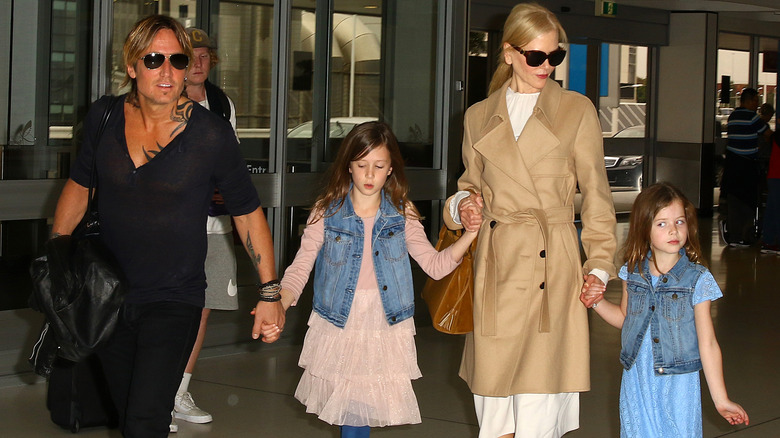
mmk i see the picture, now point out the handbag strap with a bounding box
[85,95,120,215]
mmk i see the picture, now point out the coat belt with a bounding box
[481,205,574,335]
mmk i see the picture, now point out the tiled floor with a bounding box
[2,207,779,437]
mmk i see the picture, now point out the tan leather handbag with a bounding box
[421,225,476,334]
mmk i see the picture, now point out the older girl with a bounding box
[263,121,477,438]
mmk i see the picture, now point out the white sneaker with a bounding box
[170,412,178,433]
[174,391,213,424]
[717,219,728,245]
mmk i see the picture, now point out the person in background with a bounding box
[51,15,282,437]
[720,88,772,247]
[169,26,239,429]
[758,103,775,172]
[757,103,775,189]
[581,182,749,436]
[262,122,478,438]
[442,3,617,437]
[761,132,780,254]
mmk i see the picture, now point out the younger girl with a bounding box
[580,182,748,436]
[262,121,478,438]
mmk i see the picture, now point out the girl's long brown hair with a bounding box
[310,121,420,223]
[623,182,703,274]
[488,3,568,95]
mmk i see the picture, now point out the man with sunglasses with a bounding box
[51,15,283,437]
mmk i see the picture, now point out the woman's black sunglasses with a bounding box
[511,46,567,67]
[140,53,189,70]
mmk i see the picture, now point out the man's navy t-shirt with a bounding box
[70,95,261,307]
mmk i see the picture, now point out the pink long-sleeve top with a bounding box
[280,210,461,307]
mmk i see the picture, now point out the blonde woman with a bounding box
[444,3,617,437]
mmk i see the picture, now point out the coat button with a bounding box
[657,367,664,374]
[391,316,396,322]
[539,250,546,258]
[672,293,678,299]
[539,282,545,289]
[389,231,394,236]
[335,236,341,242]
[650,305,655,311]
[375,251,379,256]
[490,220,497,228]
[662,277,668,283]
[653,337,660,343]
[382,285,388,291]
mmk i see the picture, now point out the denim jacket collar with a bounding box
[640,248,692,283]
[332,184,402,222]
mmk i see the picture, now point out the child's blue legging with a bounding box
[340,425,370,438]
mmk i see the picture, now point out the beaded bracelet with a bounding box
[257,279,282,302]
[257,293,281,302]
[258,279,281,292]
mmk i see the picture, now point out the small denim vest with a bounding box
[620,249,707,375]
[312,191,414,328]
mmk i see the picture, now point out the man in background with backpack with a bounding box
[168,27,240,431]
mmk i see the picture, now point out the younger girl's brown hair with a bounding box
[623,182,703,274]
[311,121,420,222]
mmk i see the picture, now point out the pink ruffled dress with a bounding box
[281,211,460,427]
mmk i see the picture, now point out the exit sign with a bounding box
[596,0,617,17]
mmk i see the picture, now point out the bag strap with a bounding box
[85,96,120,215]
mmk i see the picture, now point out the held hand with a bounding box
[251,300,286,343]
[258,322,282,343]
[579,274,605,308]
[715,400,749,426]
[458,193,484,232]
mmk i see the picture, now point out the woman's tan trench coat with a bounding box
[443,79,617,397]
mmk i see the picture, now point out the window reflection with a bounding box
[716,33,752,139]
[287,1,439,173]
[716,49,750,138]
[599,44,648,138]
[218,1,274,174]
[758,37,777,130]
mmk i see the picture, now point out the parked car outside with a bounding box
[605,125,644,189]
[287,117,378,166]
[287,117,378,140]
[242,117,377,173]
[716,107,734,137]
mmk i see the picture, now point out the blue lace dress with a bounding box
[618,264,723,437]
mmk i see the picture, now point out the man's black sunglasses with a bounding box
[511,46,567,67]
[140,53,189,70]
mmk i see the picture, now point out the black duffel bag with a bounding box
[28,96,125,377]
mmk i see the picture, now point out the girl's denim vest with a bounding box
[620,249,707,375]
[312,191,414,328]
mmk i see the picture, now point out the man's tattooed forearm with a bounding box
[170,101,192,137]
[245,232,262,267]
[143,143,165,161]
